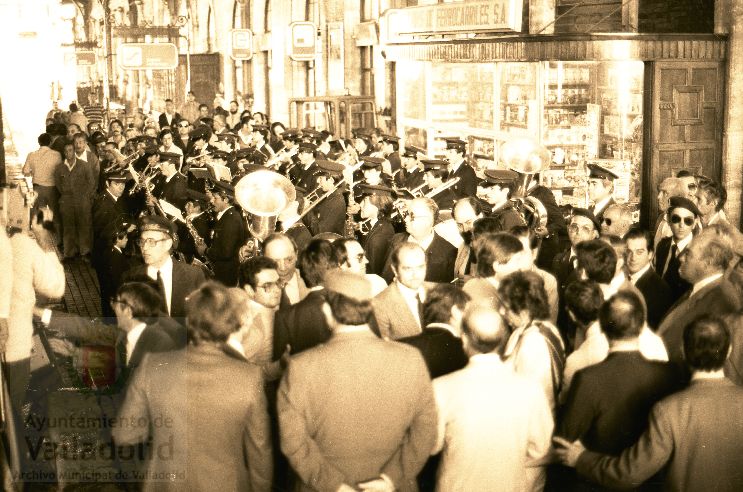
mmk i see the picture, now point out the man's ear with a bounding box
[243,285,256,299]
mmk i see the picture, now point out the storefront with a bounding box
[381,0,727,227]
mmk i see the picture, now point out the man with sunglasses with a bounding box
[654,196,699,303]
[333,238,387,296]
[123,215,206,322]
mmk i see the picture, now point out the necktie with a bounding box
[156,270,168,314]
[661,244,677,278]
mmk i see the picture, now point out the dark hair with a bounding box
[365,193,394,218]
[238,256,279,289]
[683,315,730,371]
[69,102,78,112]
[298,239,337,288]
[697,180,727,212]
[599,290,645,340]
[198,103,208,111]
[623,227,654,251]
[676,169,693,178]
[474,232,523,277]
[326,291,373,325]
[390,242,425,271]
[510,225,540,251]
[472,216,505,241]
[117,282,165,325]
[38,133,52,147]
[331,238,356,267]
[498,270,550,321]
[165,98,173,104]
[575,239,617,284]
[564,280,603,326]
[423,284,470,326]
[186,282,248,344]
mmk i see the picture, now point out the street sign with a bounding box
[230,29,253,61]
[290,22,316,61]
[118,43,178,70]
[76,51,97,66]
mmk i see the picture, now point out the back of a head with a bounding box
[692,233,735,273]
[461,305,508,355]
[298,239,338,287]
[475,232,524,277]
[576,239,617,284]
[423,284,470,326]
[683,315,730,372]
[564,280,603,327]
[324,270,374,326]
[38,133,52,147]
[186,281,248,345]
[497,270,550,321]
[599,290,645,340]
[117,281,164,324]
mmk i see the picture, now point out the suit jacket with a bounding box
[529,185,567,238]
[657,274,743,365]
[207,207,247,286]
[285,221,312,253]
[653,236,691,303]
[123,260,206,321]
[399,325,468,379]
[576,378,743,492]
[277,329,437,492]
[387,151,401,173]
[724,312,743,386]
[449,161,478,200]
[155,173,188,210]
[559,352,681,456]
[91,192,127,267]
[308,189,346,236]
[157,112,181,129]
[273,289,330,360]
[633,267,673,329]
[396,169,424,191]
[114,345,272,492]
[363,219,395,276]
[382,233,457,284]
[373,282,435,340]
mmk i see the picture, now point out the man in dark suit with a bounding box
[157,98,181,129]
[150,152,187,210]
[443,138,477,200]
[587,163,618,224]
[307,160,346,236]
[124,215,206,321]
[202,180,246,286]
[290,142,321,192]
[657,231,743,366]
[380,134,401,174]
[557,291,681,490]
[526,177,568,270]
[399,284,469,379]
[654,196,699,302]
[177,192,212,263]
[396,146,425,191]
[421,159,457,210]
[476,169,525,230]
[114,282,273,492]
[358,184,396,276]
[278,270,437,492]
[382,197,457,284]
[272,239,338,359]
[623,228,673,329]
[556,315,743,492]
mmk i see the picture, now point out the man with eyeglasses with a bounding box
[551,208,600,294]
[600,203,634,238]
[453,197,484,282]
[653,177,686,255]
[333,238,387,296]
[382,197,457,284]
[123,215,206,321]
[653,196,699,303]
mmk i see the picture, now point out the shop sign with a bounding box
[230,29,253,61]
[118,43,178,70]
[290,22,317,61]
[383,0,523,42]
[76,51,97,66]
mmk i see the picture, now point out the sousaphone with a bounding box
[499,137,551,232]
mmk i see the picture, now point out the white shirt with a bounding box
[216,205,233,222]
[602,271,628,299]
[146,256,174,315]
[284,270,303,305]
[408,231,435,251]
[106,189,119,202]
[396,281,426,327]
[592,195,612,216]
[674,232,693,253]
[125,322,147,365]
[560,321,668,402]
[690,272,724,298]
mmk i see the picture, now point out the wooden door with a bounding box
[646,61,724,222]
[175,53,221,108]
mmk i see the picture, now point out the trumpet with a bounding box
[185,150,210,166]
[391,177,461,220]
[104,148,142,173]
[266,146,298,170]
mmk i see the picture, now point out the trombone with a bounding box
[390,177,461,221]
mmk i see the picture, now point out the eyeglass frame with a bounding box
[138,237,170,248]
[669,214,695,226]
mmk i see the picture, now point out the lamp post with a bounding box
[89,0,110,121]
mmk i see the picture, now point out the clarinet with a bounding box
[183,216,215,275]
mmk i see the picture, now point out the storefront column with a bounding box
[529,0,556,34]
[719,0,743,227]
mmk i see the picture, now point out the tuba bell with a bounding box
[234,169,296,242]
[500,137,552,231]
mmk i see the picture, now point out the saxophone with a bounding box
[184,215,215,275]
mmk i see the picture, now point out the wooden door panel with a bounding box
[647,61,723,222]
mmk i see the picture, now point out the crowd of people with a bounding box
[3,92,743,490]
